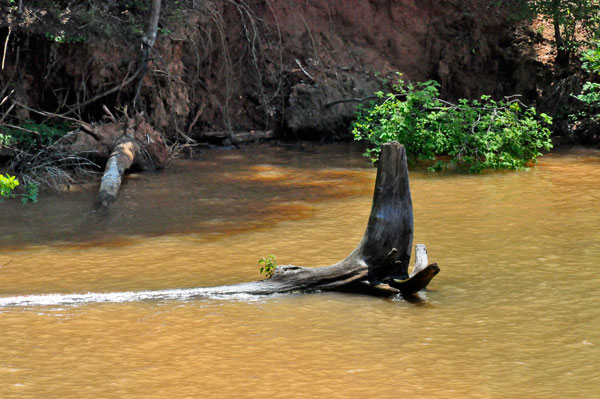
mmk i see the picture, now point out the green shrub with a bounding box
[0,120,70,150]
[0,174,39,203]
[21,182,39,204]
[352,78,553,172]
[572,44,600,122]
[0,173,19,198]
[581,44,600,73]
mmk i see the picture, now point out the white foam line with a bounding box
[0,287,265,307]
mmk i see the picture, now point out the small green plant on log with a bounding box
[258,255,277,279]
[352,78,553,172]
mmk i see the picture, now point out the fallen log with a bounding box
[94,115,169,209]
[201,130,275,143]
[96,139,139,209]
[69,113,170,209]
[197,142,440,297]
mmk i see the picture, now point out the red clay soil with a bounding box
[0,0,545,141]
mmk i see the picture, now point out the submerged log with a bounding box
[201,142,440,297]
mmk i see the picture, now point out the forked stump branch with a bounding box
[198,142,440,297]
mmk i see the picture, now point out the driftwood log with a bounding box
[199,142,440,297]
[95,115,169,209]
[73,113,169,209]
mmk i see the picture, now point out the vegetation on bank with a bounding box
[353,1,600,168]
[353,78,553,172]
[0,172,38,203]
[0,0,599,204]
[572,44,600,124]
[522,0,600,68]
[0,118,96,202]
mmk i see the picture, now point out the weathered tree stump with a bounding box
[198,142,440,297]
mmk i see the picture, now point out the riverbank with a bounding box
[1,1,599,204]
[0,0,574,142]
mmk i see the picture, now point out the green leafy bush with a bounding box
[0,174,39,203]
[581,44,600,72]
[258,255,277,279]
[21,182,39,204]
[352,78,553,172]
[0,173,19,198]
[572,44,600,122]
[0,120,71,150]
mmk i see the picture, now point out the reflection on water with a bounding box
[1,144,599,398]
[0,144,372,248]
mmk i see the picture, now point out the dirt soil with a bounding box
[0,0,550,142]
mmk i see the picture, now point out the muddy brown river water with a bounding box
[1,144,599,398]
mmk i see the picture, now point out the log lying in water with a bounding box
[97,140,139,209]
[202,142,439,297]
[86,114,169,209]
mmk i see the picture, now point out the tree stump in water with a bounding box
[199,142,439,297]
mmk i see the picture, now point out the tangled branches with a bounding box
[7,129,99,191]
